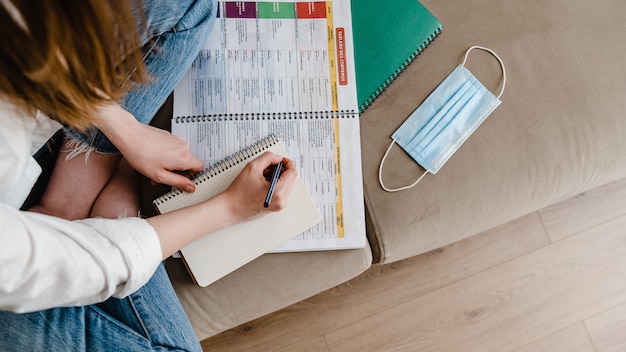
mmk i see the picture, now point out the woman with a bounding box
[0,0,297,350]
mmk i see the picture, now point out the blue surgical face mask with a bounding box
[379,46,507,192]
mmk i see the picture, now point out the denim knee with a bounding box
[140,0,218,41]
[173,0,219,33]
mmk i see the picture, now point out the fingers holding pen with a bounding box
[225,152,298,220]
[260,155,297,211]
[252,151,297,207]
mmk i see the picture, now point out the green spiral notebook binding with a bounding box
[352,0,443,112]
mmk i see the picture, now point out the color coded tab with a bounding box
[258,2,296,19]
[296,2,327,19]
[336,27,347,85]
[224,2,257,18]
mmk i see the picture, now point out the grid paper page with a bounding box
[154,138,321,287]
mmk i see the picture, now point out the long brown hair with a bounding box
[0,0,149,130]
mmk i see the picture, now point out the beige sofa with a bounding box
[143,0,626,341]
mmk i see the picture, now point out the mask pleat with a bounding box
[409,78,476,155]
[393,66,467,142]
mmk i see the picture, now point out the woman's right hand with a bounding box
[147,151,298,258]
[220,151,298,224]
[94,102,204,192]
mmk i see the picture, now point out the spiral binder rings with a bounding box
[352,0,443,112]
[153,135,322,287]
[153,135,281,206]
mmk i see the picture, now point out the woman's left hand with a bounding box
[96,103,204,192]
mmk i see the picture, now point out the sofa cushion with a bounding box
[363,0,626,263]
[166,246,372,341]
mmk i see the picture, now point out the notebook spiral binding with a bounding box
[153,134,279,206]
[172,110,358,123]
[358,27,443,113]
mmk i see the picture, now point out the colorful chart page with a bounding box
[170,0,365,253]
[173,0,359,117]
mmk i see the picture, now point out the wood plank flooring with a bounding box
[201,178,626,351]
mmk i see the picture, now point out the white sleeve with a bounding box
[0,204,162,313]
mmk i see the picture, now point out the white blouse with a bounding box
[0,100,162,313]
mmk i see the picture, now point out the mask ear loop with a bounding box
[461,46,507,99]
[379,46,504,193]
[378,139,429,192]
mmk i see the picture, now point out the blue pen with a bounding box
[264,161,283,208]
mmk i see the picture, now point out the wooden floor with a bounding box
[201,179,626,352]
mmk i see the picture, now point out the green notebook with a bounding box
[351,0,443,112]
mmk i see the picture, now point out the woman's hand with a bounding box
[221,151,298,222]
[147,151,298,258]
[96,103,203,192]
[117,121,204,192]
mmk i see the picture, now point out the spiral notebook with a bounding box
[154,135,322,287]
[170,0,367,254]
[352,0,443,112]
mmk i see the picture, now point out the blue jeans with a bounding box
[1,0,217,350]
[65,0,218,153]
[0,264,201,352]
